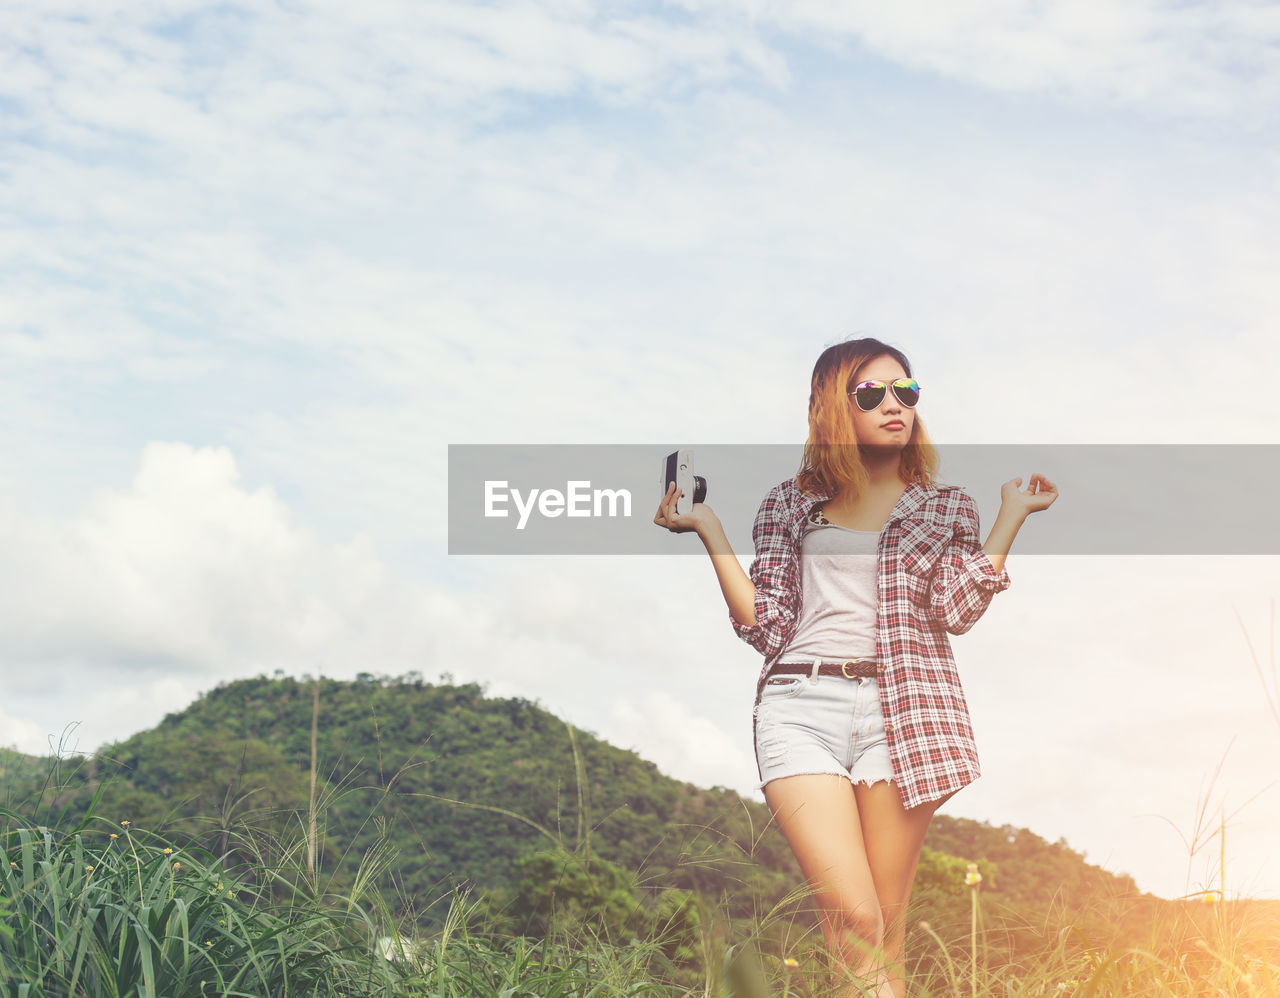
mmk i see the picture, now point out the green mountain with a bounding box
[2,672,1156,956]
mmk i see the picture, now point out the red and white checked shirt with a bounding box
[731,477,1011,810]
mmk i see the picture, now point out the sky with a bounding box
[2,0,1280,903]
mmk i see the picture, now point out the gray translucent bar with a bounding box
[448,444,1280,555]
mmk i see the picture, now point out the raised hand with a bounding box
[999,474,1059,518]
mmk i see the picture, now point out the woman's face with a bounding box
[848,354,916,446]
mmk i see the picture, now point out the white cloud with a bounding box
[0,442,438,676]
[1,1,779,131]
[5,1,1280,480]
[0,706,47,756]
[608,690,744,789]
[686,0,1280,111]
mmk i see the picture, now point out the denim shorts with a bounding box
[753,671,895,793]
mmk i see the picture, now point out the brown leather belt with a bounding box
[768,658,880,680]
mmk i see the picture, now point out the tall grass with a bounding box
[0,801,403,996]
[3,784,1278,997]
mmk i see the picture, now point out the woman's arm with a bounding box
[696,517,757,627]
[654,480,799,659]
[980,504,1024,576]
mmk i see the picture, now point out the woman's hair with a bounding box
[795,337,941,497]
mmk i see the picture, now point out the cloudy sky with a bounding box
[3,0,1280,903]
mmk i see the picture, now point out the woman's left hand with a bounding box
[1000,474,1058,518]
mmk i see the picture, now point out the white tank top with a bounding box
[777,507,879,663]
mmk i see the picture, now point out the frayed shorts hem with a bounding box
[754,771,894,794]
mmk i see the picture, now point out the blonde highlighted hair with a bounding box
[795,337,941,498]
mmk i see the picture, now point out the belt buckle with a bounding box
[840,659,861,679]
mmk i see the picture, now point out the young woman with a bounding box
[653,338,1057,998]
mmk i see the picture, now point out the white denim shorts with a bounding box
[753,671,895,793]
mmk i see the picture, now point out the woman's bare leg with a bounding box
[853,781,946,998]
[763,773,894,997]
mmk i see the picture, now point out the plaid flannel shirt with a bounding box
[732,477,1011,810]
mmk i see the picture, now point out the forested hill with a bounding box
[3,673,1151,936]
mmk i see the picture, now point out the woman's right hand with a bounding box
[654,481,715,535]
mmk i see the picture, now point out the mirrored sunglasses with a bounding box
[847,378,921,412]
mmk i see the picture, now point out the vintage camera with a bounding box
[661,448,707,515]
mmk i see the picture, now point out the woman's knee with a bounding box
[824,896,885,952]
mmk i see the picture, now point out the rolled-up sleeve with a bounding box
[729,485,798,659]
[928,491,1011,635]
